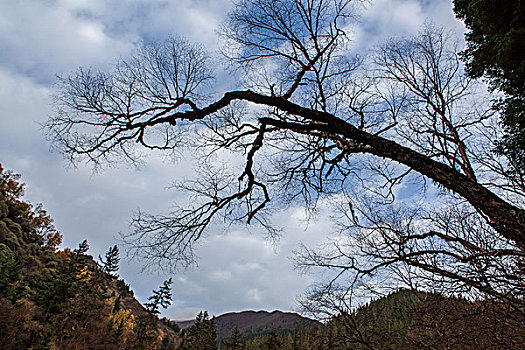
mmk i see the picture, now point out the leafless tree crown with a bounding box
[45,0,524,308]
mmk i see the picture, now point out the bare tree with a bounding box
[46,0,524,309]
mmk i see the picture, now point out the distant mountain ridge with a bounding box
[177,310,320,341]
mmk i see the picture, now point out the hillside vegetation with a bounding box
[2,163,523,349]
[179,290,524,349]
[0,164,179,349]
[321,290,524,349]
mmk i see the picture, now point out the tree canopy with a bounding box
[181,311,217,350]
[99,244,120,277]
[453,0,525,169]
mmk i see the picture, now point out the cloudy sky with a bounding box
[0,0,464,320]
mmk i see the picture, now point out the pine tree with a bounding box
[0,165,180,349]
[135,278,174,348]
[181,311,217,350]
[74,239,89,255]
[264,330,282,350]
[145,278,173,315]
[99,244,120,277]
[223,326,245,350]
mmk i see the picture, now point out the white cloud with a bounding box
[162,204,334,320]
[0,2,132,83]
[0,0,468,322]
[350,0,461,54]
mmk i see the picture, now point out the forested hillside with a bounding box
[321,290,524,349]
[1,163,524,349]
[0,164,179,349]
[214,290,524,349]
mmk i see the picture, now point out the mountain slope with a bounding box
[0,164,179,349]
[325,289,525,349]
[178,310,320,341]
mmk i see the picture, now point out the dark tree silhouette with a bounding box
[145,278,173,315]
[99,244,120,277]
[180,311,217,350]
[45,0,524,310]
[454,0,525,170]
[223,326,245,350]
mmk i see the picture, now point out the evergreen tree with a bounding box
[99,244,120,277]
[453,0,525,167]
[264,330,282,350]
[74,239,89,255]
[181,311,217,350]
[145,278,173,315]
[223,326,245,350]
[0,164,180,349]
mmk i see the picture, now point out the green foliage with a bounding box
[454,0,525,167]
[264,330,283,350]
[134,313,162,349]
[181,311,218,350]
[225,290,524,349]
[317,290,525,349]
[99,244,120,277]
[145,278,173,315]
[222,326,245,350]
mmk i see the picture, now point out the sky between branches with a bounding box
[0,0,464,320]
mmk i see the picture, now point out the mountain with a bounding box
[177,310,321,341]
